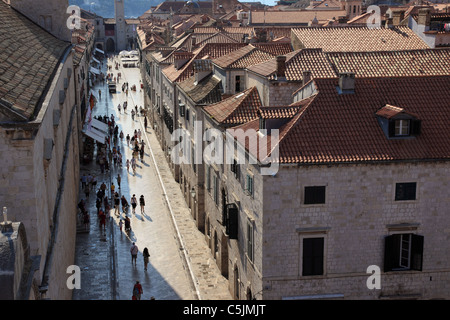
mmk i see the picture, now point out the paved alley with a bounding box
[72,54,232,301]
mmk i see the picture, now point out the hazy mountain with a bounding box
[69,0,161,18]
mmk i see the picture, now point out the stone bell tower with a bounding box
[115,0,127,51]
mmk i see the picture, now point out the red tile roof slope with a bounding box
[0,1,71,121]
[163,43,248,82]
[291,26,430,52]
[247,48,336,81]
[235,76,450,164]
[327,49,450,77]
[203,87,262,125]
[213,44,276,69]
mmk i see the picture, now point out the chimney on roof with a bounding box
[418,8,431,29]
[392,10,405,26]
[173,51,193,70]
[276,55,286,79]
[194,59,212,85]
[338,72,355,93]
[385,14,393,28]
[191,35,197,47]
[302,70,312,86]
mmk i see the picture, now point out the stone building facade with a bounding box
[0,0,82,300]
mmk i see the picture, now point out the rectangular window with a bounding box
[395,182,416,201]
[213,173,219,205]
[304,186,326,205]
[394,119,410,136]
[235,75,241,93]
[206,165,211,191]
[384,233,424,272]
[246,174,253,197]
[302,237,324,276]
[230,159,240,181]
[247,221,254,262]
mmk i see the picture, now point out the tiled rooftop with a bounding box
[327,49,450,77]
[212,44,275,69]
[236,76,450,164]
[247,48,336,81]
[177,73,222,105]
[203,87,262,125]
[163,43,247,82]
[0,1,71,121]
[291,26,430,52]
[250,10,347,25]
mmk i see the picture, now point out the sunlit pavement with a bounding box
[73,55,231,300]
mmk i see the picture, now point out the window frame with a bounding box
[394,182,417,201]
[301,235,325,277]
[304,186,326,205]
[384,232,424,272]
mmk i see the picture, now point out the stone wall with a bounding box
[0,52,80,300]
[261,161,450,299]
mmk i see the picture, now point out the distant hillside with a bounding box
[69,0,161,18]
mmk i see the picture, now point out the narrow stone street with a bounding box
[72,54,232,300]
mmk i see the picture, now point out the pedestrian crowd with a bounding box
[77,54,155,300]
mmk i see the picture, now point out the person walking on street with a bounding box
[114,192,120,216]
[119,219,123,233]
[126,159,130,172]
[131,194,137,214]
[121,195,129,213]
[143,247,150,271]
[126,133,130,146]
[139,195,145,214]
[117,173,121,189]
[132,281,143,300]
[130,242,139,266]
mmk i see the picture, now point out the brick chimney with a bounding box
[276,55,286,79]
[338,72,355,93]
[302,70,312,86]
[392,9,405,26]
[418,8,431,30]
[173,51,194,70]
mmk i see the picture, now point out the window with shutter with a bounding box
[247,221,254,262]
[384,233,424,272]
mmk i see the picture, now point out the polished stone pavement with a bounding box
[72,55,232,300]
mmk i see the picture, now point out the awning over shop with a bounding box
[91,56,100,64]
[90,118,108,133]
[89,67,101,75]
[83,126,106,144]
[94,47,105,55]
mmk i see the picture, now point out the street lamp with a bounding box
[190,187,196,199]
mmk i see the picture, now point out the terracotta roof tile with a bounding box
[247,48,335,81]
[0,1,71,121]
[231,76,450,164]
[212,44,275,69]
[250,10,347,25]
[280,76,450,164]
[292,26,430,52]
[203,87,262,125]
[177,73,222,105]
[327,49,450,77]
[163,43,247,82]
